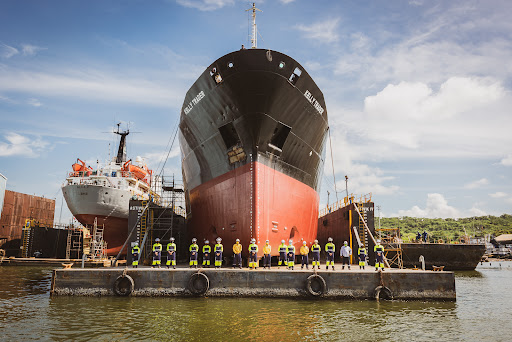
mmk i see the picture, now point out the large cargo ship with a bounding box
[62,126,155,255]
[179,6,328,256]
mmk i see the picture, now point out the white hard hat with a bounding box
[328,237,333,242]
[289,239,293,244]
[155,238,160,242]
[170,237,175,242]
[266,239,269,243]
[303,241,307,245]
[134,241,138,246]
[236,238,240,242]
[216,237,222,242]
[376,239,381,243]
[344,241,348,245]
[192,238,197,243]
[281,240,285,243]
[251,238,255,242]
[205,240,209,244]
[314,239,318,243]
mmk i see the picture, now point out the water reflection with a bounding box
[1,264,511,341]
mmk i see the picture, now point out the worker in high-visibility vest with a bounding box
[248,238,258,269]
[325,237,335,270]
[300,241,309,270]
[189,238,199,268]
[278,239,288,268]
[263,240,271,269]
[202,240,211,267]
[374,239,385,271]
[214,237,223,268]
[311,239,321,269]
[166,237,176,269]
[358,246,367,269]
[233,238,242,268]
[131,242,140,268]
[152,238,163,268]
[287,239,296,270]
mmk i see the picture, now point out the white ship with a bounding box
[62,125,156,255]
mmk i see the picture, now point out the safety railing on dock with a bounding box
[319,193,372,218]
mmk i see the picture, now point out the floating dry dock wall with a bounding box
[51,268,456,300]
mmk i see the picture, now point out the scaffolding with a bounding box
[129,175,187,266]
[89,218,106,260]
[375,227,403,269]
[66,228,83,260]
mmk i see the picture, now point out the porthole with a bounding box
[228,62,234,68]
[279,61,285,69]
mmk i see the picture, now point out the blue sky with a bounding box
[1,0,511,222]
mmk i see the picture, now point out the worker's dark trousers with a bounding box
[342,256,350,265]
[233,253,242,267]
[190,252,198,261]
[312,251,320,265]
[263,254,271,267]
[249,252,257,265]
[215,252,223,264]
[279,252,287,265]
[288,252,295,264]
[301,255,308,267]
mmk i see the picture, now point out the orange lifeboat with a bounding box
[123,160,152,184]
[71,158,92,176]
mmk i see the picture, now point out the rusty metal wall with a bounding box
[0,190,55,242]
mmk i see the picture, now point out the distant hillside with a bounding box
[379,214,512,243]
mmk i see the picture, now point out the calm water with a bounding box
[0,262,511,341]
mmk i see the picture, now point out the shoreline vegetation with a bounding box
[380,214,512,243]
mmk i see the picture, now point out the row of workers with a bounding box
[131,237,386,271]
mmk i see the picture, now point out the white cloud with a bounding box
[1,43,19,58]
[280,0,295,3]
[490,192,507,198]
[176,0,235,11]
[27,98,42,107]
[0,132,49,157]
[500,154,512,166]
[295,18,340,44]
[21,44,46,56]
[394,193,460,218]
[464,178,489,189]
[0,66,185,108]
[330,77,510,162]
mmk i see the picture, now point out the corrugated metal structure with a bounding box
[0,173,6,220]
[0,190,55,256]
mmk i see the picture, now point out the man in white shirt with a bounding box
[340,241,352,270]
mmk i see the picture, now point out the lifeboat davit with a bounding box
[123,160,152,184]
[71,158,92,176]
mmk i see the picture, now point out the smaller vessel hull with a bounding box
[62,184,129,255]
[402,243,486,270]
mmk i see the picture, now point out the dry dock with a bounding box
[50,267,456,300]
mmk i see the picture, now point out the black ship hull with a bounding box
[179,49,329,252]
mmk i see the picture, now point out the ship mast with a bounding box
[246,3,262,48]
[114,122,129,165]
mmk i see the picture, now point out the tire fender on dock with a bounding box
[374,285,392,300]
[113,274,134,296]
[306,274,326,297]
[188,272,209,296]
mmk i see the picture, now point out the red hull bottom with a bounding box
[187,161,319,257]
[74,214,127,256]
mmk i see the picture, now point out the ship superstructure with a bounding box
[62,126,156,255]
